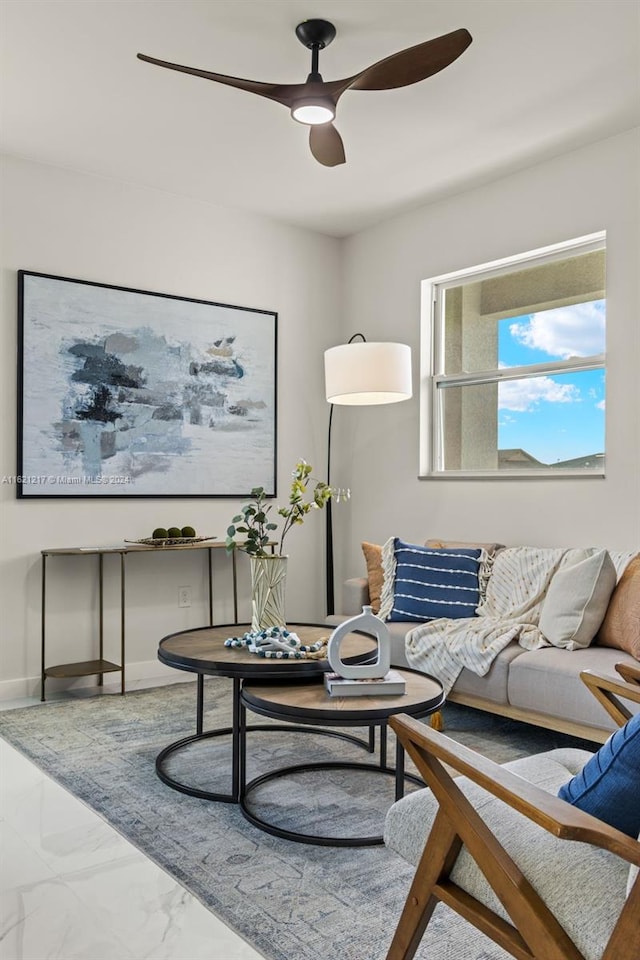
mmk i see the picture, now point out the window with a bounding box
[420,232,606,478]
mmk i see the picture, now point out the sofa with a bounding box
[329,540,640,743]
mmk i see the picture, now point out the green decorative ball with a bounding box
[167,526,182,538]
[152,527,168,539]
[181,526,196,538]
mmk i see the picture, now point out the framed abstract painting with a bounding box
[17,271,277,498]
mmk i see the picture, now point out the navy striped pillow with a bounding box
[387,540,482,623]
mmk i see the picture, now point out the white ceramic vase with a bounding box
[250,555,288,631]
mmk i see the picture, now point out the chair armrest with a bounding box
[616,661,640,685]
[390,714,640,868]
[342,577,370,615]
[580,669,640,727]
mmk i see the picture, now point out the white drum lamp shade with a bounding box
[324,341,412,405]
[323,337,412,616]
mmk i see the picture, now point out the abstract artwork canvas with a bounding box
[17,271,277,498]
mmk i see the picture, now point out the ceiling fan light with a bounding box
[291,100,335,125]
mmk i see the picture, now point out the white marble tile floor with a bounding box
[0,680,266,960]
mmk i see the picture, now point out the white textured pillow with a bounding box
[539,549,617,650]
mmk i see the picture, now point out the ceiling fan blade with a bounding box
[346,28,472,91]
[137,53,294,107]
[309,123,345,167]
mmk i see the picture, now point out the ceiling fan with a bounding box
[138,20,472,168]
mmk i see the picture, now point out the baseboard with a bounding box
[0,659,194,702]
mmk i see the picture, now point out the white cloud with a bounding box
[499,377,579,412]
[509,301,605,359]
[596,399,605,410]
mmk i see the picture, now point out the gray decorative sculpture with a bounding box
[327,605,391,679]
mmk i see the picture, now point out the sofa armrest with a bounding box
[342,577,370,616]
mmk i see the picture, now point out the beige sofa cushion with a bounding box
[597,555,640,660]
[450,642,526,705]
[507,645,640,731]
[539,549,617,650]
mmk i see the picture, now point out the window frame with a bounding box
[420,231,607,480]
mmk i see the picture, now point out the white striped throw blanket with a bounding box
[405,546,635,695]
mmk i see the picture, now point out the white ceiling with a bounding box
[2,0,639,237]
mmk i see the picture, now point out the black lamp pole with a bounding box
[326,401,335,614]
[325,333,366,616]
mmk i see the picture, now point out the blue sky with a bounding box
[497,300,605,464]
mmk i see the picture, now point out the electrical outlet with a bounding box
[178,586,192,608]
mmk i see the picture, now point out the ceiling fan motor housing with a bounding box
[292,20,337,124]
[295,20,337,50]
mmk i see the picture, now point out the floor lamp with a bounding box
[323,334,412,614]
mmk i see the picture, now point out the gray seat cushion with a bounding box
[507,646,640,731]
[451,642,525,704]
[384,748,628,960]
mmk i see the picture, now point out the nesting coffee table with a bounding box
[239,669,445,846]
[157,622,378,803]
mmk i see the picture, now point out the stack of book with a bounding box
[324,670,406,697]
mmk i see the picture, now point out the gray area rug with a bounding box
[0,681,597,960]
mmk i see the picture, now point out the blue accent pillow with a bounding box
[386,540,482,623]
[558,711,640,838]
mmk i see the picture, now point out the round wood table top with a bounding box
[158,622,378,680]
[241,668,445,725]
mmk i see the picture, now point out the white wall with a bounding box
[3,130,639,696]
[0,156,342,696]
[336,129,640,589]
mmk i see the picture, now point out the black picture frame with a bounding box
[17,271,277,498]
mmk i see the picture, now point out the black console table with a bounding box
[40,541,241,701]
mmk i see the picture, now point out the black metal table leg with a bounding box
[41,554,47,702]
[239,699,247,797]
[395,741,406,801]
[379,723,388,769]
[207,548,213,626]
[196,674,204,736]
[231,677,241,800]
[120,552,126,694]
[98,553,104,688]
[157,677,375,804]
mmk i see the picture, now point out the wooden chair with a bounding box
[613,659,640,686]
[579,665,640,727]
[384,669,640,960]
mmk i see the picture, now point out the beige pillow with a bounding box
[361,541,384,614]
[597,555,640,660]
[539,549,617,650]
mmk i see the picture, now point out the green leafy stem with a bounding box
[225,460,347,557]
